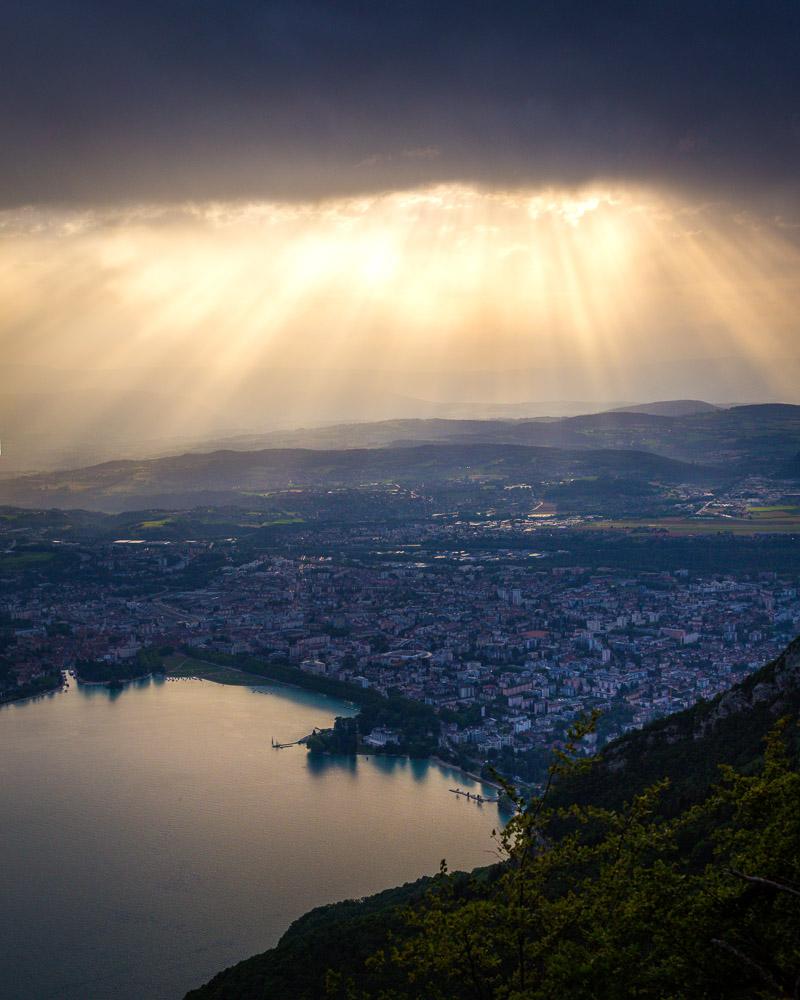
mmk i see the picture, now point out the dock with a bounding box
[271,728,320,749]
[449,787,499,804]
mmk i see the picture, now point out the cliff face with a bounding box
[566,636,800,812]
[603,637,800,766]
[701,636,800,729]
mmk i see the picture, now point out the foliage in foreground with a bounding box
[350,716,800,1000]
[187,643,800,1000]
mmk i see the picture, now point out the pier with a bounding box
[271,728,320,749]
[449,787,499,804]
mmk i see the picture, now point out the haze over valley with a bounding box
[2,3,800,999]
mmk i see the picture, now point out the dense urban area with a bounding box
[4,479,800,785]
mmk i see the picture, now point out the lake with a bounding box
[0,676,506,999]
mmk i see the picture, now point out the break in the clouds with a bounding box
[2,0,800,208]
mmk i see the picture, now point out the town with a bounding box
[3,499,798,784]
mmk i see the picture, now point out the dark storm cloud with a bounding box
[2,0,799,206]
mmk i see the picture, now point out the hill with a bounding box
[177,402,800,471]
[0,442,718,512]
[185,636,800,1000]
[555,634,800,814]
[610,399,720,417]
[3,401,799,494]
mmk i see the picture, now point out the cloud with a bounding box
[1,1,799,207]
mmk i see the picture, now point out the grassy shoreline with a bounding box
[163,654,276,687]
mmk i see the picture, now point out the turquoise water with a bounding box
[0,676,505,999]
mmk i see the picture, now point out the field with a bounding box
[747,504,800,512]
[587,515,800,536]
[0,551,55,569]
[163,653,272,686]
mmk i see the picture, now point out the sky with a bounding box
[3,1,800,207]
[1,1,800,464]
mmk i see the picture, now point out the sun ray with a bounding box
[2,183,800,456]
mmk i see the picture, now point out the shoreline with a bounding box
[308,746,507,796]
[169,655,508,797]
[76,671,155,687]
[0,675,64,707]
[166,655,360,709]
[429,755,505,793]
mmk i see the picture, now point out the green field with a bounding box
[139,517,174,529]
[163,654,272,686]
[0,551,55,569]
[587,515,800,535]
[748,504,800,513]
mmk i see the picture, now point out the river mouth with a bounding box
[0,675,505,1000]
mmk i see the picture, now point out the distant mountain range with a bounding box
[1,356,796,474]
[0,442,718,512]
[2,402,799,512]
[609,399,720,417]
[0,362,638,474]
[187,403,799,465]
[0,387,635,475]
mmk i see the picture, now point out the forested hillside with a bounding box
[186,638,800,1000]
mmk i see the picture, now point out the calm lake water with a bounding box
[0,676,506,1000]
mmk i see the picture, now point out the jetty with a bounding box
[449,787,499,804]
[271,728,320,749]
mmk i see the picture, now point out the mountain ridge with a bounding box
[148,402,800,470]
[0,441,720,512]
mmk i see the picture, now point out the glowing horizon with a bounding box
[3,184,798,372]
[1,182,800,467]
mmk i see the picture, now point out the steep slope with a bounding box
[184,636,800,1000]
[183,874,489,1000]
[557,634,800,815]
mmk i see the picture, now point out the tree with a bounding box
[351,716,800,1000]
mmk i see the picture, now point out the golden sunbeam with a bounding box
[2,185,799,423]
